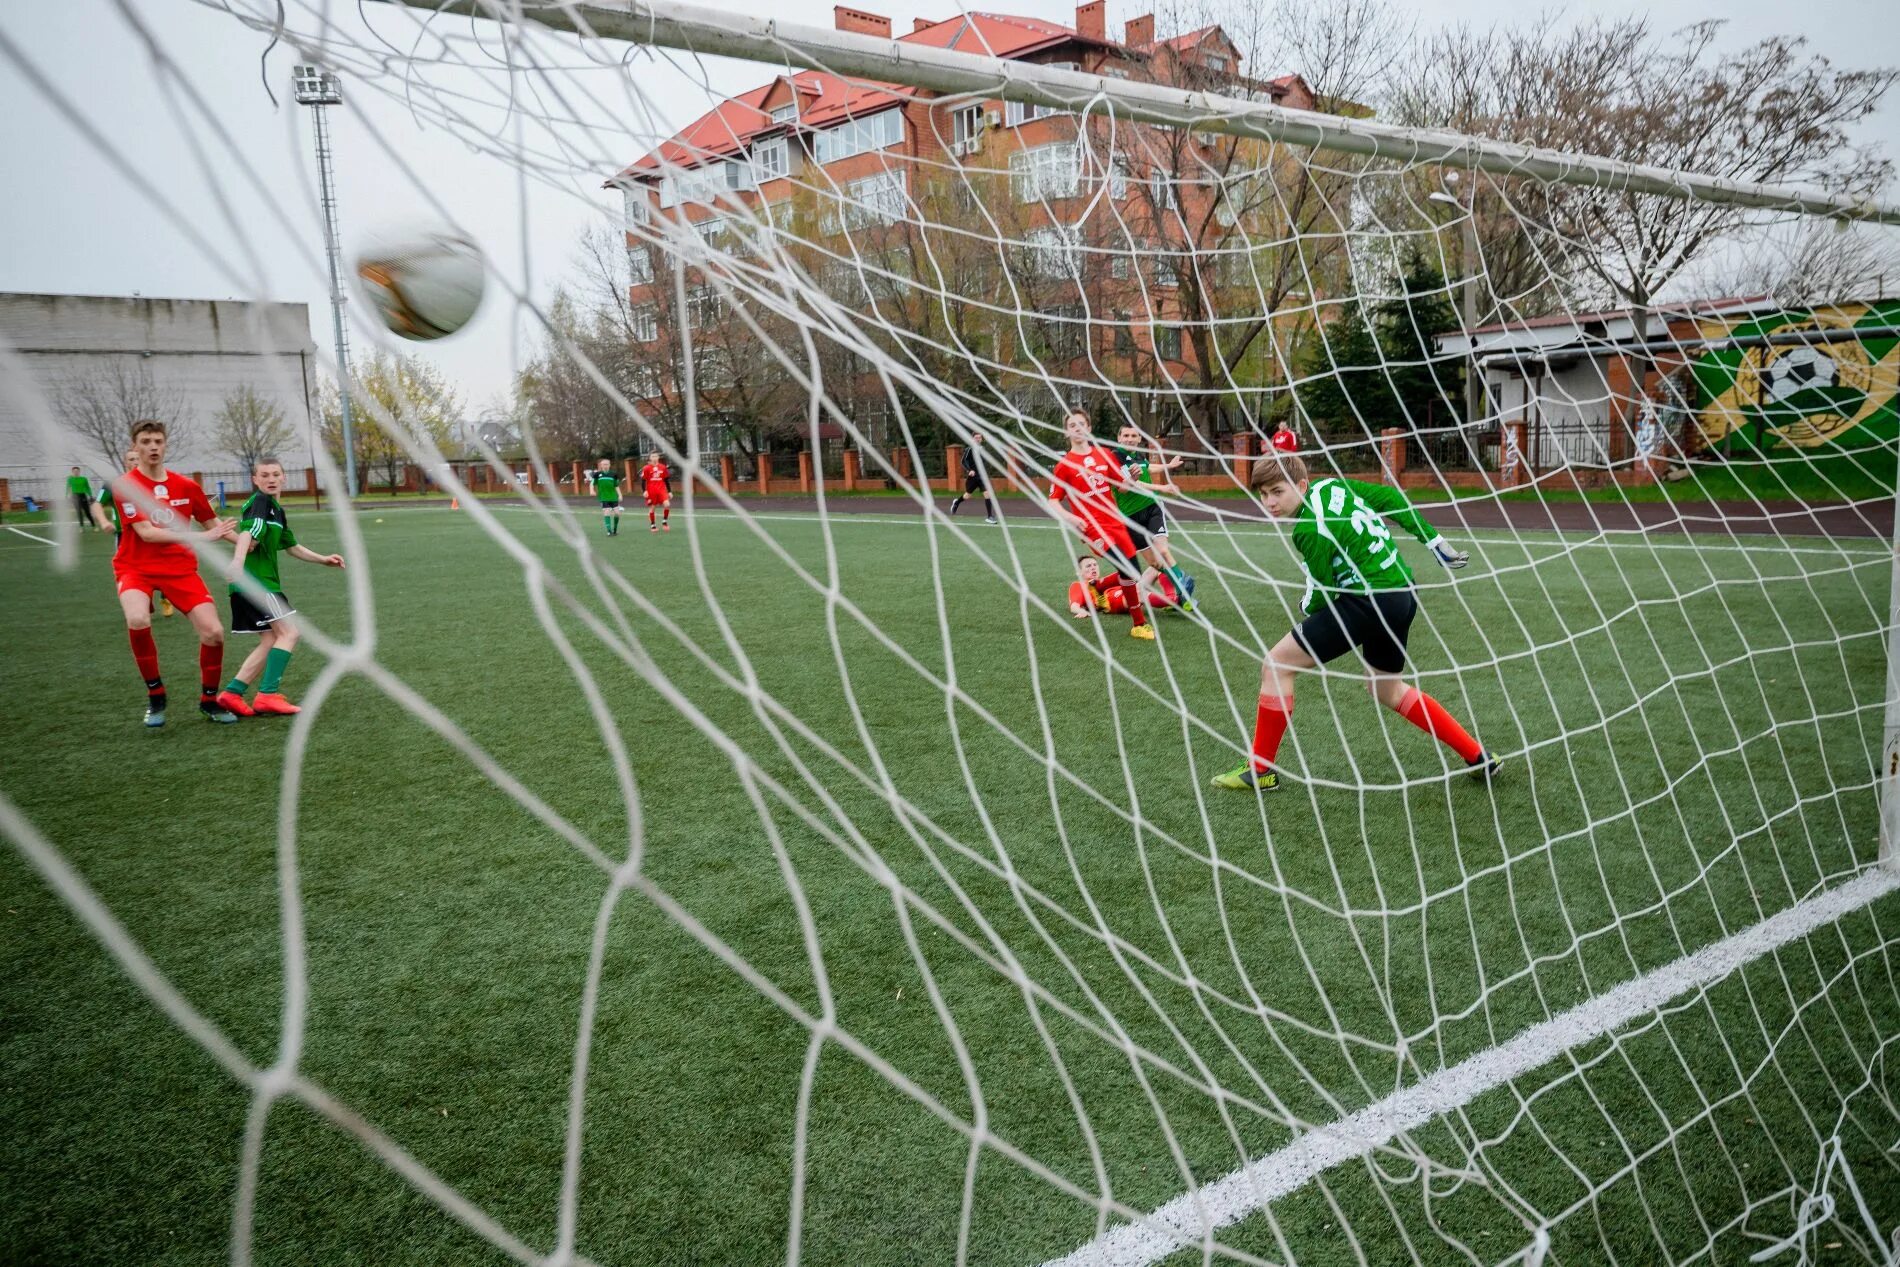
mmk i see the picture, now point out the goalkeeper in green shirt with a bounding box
[215,457,345,717]
[1212,451,1499,791]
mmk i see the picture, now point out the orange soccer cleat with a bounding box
[213,690,255,717]
[251,693,302,716]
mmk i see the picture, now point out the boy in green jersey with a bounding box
[1112,423,1195,613]
[588,458,622,536]
[1212,451,1498,791]
[215,456,345,717]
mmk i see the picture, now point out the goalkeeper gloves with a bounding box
[1427,537,1469,570]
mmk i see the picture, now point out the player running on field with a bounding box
[588,458,622,536]
[1212,451,1499,791]
[110,419,238,727]
[216,456,346,717]
[1067,554,1192,618]
[1112,422,1196,614]
[1049,408,1153,643]
[947,430,996,523]
[640,453,671,531]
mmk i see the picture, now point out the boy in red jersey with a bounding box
[639,452,672,532]
[1048,409,1153,642]
[112,420,238,726]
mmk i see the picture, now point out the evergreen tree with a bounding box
[1297,252,1464,441]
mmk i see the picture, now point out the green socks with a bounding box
[224,676,249,696]
[259,647,292,694]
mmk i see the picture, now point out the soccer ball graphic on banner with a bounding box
[351,227,486,341]
[1762,345,1839,402]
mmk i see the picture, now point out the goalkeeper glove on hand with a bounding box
[1428,537,1469,570]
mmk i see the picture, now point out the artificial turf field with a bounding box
[2,502,1896,1266]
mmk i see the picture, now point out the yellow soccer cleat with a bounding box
[1129,624,1156,641]
[1211,765,1278,792]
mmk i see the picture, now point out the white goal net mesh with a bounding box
[3,1,1899,1265]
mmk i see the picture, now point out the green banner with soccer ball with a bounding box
[1690,300,1900,456]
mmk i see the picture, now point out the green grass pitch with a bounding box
[2,504,1895,1266]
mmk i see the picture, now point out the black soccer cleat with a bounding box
[1467,750,1503,782]
[199,699,240,725]
[143,694,168,729]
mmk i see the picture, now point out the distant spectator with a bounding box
[67,467,96,530]
[1270,423,1299,454]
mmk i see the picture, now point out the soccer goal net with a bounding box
[4,1,1899,1264]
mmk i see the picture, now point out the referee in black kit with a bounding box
[947,430,996,524]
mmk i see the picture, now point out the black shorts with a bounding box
[1291,589,1416,674]
[1127,503,1166,550]
[962,472,986,495]
[599,499,622,511]
[231,589,295,634]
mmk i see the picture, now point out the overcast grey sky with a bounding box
[2,0,1896,414]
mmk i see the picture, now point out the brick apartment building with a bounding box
[608,3,1328,471]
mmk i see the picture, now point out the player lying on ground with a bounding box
[111,419,238,727]
[1068,554,1194,618]
[640,453,672,531]
[947,430,996,523]
[1212,452,1500,791]
[1049,408,1155,643]
[1112,422,1196,614]
[587,458,623,536]
[215,457,346,718]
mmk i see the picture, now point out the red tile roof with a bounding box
[610,10,1291,183]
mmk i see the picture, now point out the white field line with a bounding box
[449,505,1886,557]
[1041,865,1900,1267]
[3,524,54,543]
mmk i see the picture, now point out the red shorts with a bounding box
[644,485,670,506]
[116,568,213,613]
[1086,522,1138,565]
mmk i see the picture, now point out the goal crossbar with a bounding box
[374,0,1900,225]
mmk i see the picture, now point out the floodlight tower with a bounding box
[294,63,359,497]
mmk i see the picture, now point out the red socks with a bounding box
[649,510,656,527]
[199,642,223,696]
[1250,693,1293,772]
[129,627,161,692]
[1121,578,1146,626]
[1397,688,1484,763]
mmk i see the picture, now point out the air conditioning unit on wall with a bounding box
[985,109,1002,129]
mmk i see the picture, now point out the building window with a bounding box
[724,158,754,191]
[1024,226,1082,279]
[1110,253,1130,280]
[621,185,651,227]
[686,285,720,330]
[1113,313,1134,355]
[1150,169,1177,212]
[1011,142,1079,202]
[771,102,798,125]
[1038,304,1084,361]
[952,104,982,148]
[812,109,904,164]
[1005,98,1061,127]
[1155,255,1179,287]
[627,245,653,285]
[662,163,734,209]
[1155,323,1181,361]
[1103,66,1128,80]
[753,136,789,182]
[765,199,795,232]
[1204,52,1231,73]
[631,303,658,342]
[843,171,907,228]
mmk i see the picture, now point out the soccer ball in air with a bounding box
[352,227,486,341]
[1761,346,1838,402]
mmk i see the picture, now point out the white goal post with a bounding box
[387,0,1900,225]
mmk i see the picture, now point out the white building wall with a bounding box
[0,292,319,498]
[1483,357,1615,467]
